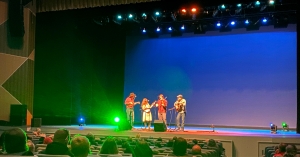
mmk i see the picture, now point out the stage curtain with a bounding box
[37,0,160,12]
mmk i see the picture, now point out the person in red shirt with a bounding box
[124,93,140,128]
[156,94,168,127]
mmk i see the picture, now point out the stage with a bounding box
[1,125,299,157]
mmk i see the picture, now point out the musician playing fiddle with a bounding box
[174,94,186,131]
[141,98,156,130]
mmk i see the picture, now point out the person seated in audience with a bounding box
[3,128,34,156]
[71,136,90,157]
[99,137,120,155]
[191,145,202,155]
[167,139,174,147]
[133,140,153,157]
[170,137,188,157]
[85,133,98,146]
[39,128,74,156]
[33,128,46,137]
[43,135,54,144]
[274,143,287,157]
[27,140,35,154]
[284,144,300,157]
[122,142,133,154]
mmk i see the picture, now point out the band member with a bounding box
[174,94,186,131]
[141,98,156,130]
[156,94,168,126]
[124,93,140,127]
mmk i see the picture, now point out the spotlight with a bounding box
[255,1,261,6]
[181,9,187,13]
[79,117,85,126]
[262,18,268,23]
[114,117,120,123]
[230,21,236,25]
[142,28,146,33]
[245,19,250,24]
[270,123,277,134]
[191,8,197,13]
[156,27,160,32]
[155,12,160,16]
[216,22,221,27]
[282,122,289,131]
[168,27,172,31]
[221,4,226,9]
[237,3,242,7]
[117,15,122,20]
[269,0,275,5]
[181,25,185,30]
[128,14,133,18]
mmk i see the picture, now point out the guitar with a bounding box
[174,101,184,112]
[143,101,156,113]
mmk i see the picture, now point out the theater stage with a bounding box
[1,125,299,157]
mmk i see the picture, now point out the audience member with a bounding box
[274,143,287,157]
[85,133,98,146]
[39,128,73,156]
[171,137,188,156]
[191,145,201,155]
[284,144,300,157]
[3,128,34,156]
[133,140,153,157]
[71,136,90,157]
[122,142,133,154]
[43,135,54,144]
[100,137,119,155]
[0,131,6,153]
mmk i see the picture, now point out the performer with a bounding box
[141,98,156,130]
[174,94,186,131]
[156,94,168,127]
[124,93,140,128]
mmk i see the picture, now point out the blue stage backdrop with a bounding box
[124,26,297,128]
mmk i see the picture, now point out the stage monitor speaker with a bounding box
[154,120,167,132]
[10,104,27,126]
[31,118,42,127]
[8,0,25,37]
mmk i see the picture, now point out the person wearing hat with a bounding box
[174,94,186,131]
[155,94,168,127]
[124,93,140,128]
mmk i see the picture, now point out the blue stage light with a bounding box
[231,21,235,25]
[128,14,133,18]
[245,19,250,24]
[255,1,260,6]
[262,18,267,23]
[181,25,185,30]
[155,12,160,16]
[216,22,221,27]
[142,28,146,33]
[168,27,172,31]
[142,13,147,17]
[156,27,160,32]
[117,15,122,19]
[221,4,226,9]
[269,0,274,5]
[237,3,242,7]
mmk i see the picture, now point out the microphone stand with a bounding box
[168,107,176,131]
[140,109,143,130]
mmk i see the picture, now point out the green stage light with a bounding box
[114,117,120,123]
[282,122,289,131]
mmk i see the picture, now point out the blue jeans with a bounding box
[126,108,134,127]
[176,112,185,130]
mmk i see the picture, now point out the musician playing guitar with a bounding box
[174,94,186,131]
[124,93,140,128]
[141,98,156,130]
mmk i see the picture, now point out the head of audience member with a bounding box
[278,143,287,153]
[71,136,90,157]
[192,145,202,155]
[157,137,162,141]
[192,139,198,145]
[167,139,174,147]
[100,137,118,154]
[172,136,178,141]
[173,137,187,156]
[86,133,97,145]
[3,128,29,154]
[286,144,297,155]
[122,142,132,153]
[207,139,217,147]
[134,140,153,157]
[27,140,35,154]
[53,128,70,145]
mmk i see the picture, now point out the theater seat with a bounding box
[38,154,69,157]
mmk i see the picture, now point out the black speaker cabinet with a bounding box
[31,118,42,127]
[8,0,25,37]
[154,120,167,132]
[10,104,27,126]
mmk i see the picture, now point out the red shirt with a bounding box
[125,97,134,108]
[157,99,167,113]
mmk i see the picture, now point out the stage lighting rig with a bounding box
[78,117,85,126]
[282,122,289,131]
[270,123,277,134]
